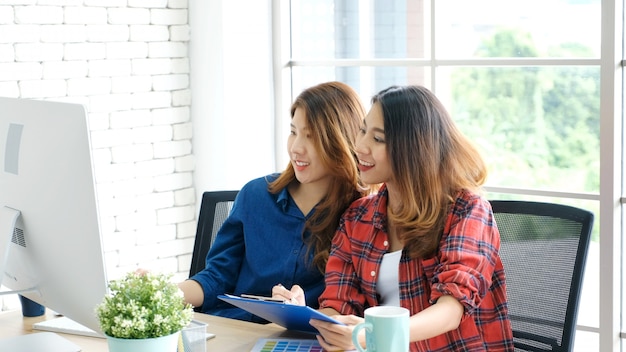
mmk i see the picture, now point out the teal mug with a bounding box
[352,306,410,352]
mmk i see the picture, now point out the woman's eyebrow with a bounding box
[363,119,384,134]
[290,122,310,131]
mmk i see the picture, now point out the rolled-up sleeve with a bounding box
[429,196,500,315]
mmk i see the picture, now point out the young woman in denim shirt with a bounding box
[178,81,370,322]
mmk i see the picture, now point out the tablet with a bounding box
[218,294,344,334]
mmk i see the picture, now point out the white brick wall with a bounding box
[0,1,194,310]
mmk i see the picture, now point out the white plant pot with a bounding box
[106,331,180,352]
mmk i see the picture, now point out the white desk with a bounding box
[0,309,315,351]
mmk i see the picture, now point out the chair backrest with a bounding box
[489,200,594,352]
[189,190,239,278]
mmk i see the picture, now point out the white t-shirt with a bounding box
[376,249,402,306]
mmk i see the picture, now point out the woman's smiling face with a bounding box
[288,107,332,187]
[356,102,393,187]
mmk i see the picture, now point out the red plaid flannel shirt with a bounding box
[319,185,514,352]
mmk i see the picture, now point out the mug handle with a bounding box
[351,322,372,352]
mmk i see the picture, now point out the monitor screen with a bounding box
[0,97,108,334]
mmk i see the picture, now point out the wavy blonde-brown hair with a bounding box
[373,85,487,259]
[269,81,370,272]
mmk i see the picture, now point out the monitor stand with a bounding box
[33,315,104,338]
[0,206,37,296]
[0,206,20,287]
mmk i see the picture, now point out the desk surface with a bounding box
[0,309,315,351]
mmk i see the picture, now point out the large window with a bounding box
[279,0,612,350]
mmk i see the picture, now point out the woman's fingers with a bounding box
[289,285,306,305]
[309,319,357,350]
[271,284,304,305]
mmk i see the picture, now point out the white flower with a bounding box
[95,271,194,339]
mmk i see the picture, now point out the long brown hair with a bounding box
[373,85,487,258]
[269,81,370,272]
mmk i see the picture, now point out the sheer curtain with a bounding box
[189,0,276,204]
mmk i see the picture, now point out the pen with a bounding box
[241,293,298,304]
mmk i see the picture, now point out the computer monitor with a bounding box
[0,97,108,334]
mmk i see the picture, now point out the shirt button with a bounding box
[383,240,389,247]
[370,271,376,277]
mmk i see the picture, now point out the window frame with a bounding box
[273,0,623,350]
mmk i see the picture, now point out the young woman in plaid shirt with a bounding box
[274,85,514,351]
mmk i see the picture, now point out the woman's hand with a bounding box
[309,314,364,351]
[134,268,150,276]
[271,284,305,305]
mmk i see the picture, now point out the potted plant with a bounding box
[96,271,194,352]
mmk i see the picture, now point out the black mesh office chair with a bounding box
[189,190,239,278]
[490,200,594,352]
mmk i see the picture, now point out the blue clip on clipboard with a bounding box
[217,294,344,334]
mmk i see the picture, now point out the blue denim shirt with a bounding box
[190,174,325,323]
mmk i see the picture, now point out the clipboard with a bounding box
[217,294,344,334]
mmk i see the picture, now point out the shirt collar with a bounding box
[276,186,290,212]
[363,184,389,231]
